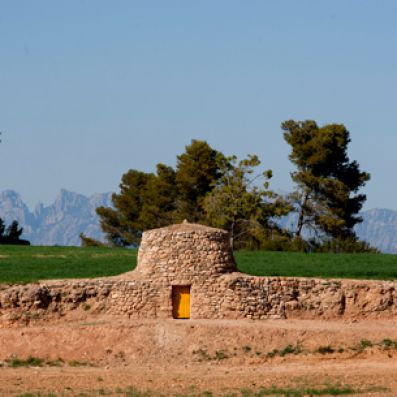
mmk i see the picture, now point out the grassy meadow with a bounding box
[0,245,137,283]
[1,245,397,283]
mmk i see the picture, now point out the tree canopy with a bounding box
[84,123,374,253]
[282,119,371,251]
[86,139,291,249]
[0,218,30,245]
[203,154,291,249]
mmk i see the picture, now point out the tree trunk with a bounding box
[229,221,235,251]
[296,192,308,238]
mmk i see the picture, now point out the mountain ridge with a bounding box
[0,189,397,253]
[0,190,112,246]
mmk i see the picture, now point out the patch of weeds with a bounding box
[6,356,65,368]
[380,338,393,348]
[6,356,45,367]
[68,360,92,367]
[255,351,261,356]
[338,347,345,353]
[350,339,373,353]
[25,311,41,320]
[214,350,228,360]
[15,394,58,397]
[240,388,253,397]
[379,338,397,349]
[364,386,390,394]
[124,386,150,397]
[242,345,252,353]
[266,349,279,358]
[192,349,213,362]
[115,351,126,361]
[249,384,360,396]
[359,339,373,349]
[83,303,91,311]
[315,345,335,355]
[279,344,302,357]
[266,344,302,359]
[192,348,229,361]
[97,376,104,382]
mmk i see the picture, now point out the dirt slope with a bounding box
[1,316,397,396]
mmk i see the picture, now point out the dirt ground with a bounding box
[2,315,397,396]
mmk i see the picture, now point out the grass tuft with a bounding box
[6,356,44,367]
[315,345,335,355]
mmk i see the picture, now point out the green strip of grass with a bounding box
[1,246,397,284]
[235,250,397,280]
[0,245,137,283]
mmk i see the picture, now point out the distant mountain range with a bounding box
[0,189,112,246]
[1,189,397,253]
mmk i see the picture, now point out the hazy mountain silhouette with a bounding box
[0,190,112,246]
[0,189,397,252]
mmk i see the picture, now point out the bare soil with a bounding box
[2,315,397,396]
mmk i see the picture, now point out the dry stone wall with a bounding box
[1,221,397,325]
[2,276,397,325]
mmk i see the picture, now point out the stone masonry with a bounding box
[1,221,397,324]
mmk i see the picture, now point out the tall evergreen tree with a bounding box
[89,140,223,247]
[139,163,178,227]
[95,170,154,247]
[0,218,30,245]
[175,139,222,222]
[0,218,5,238]
[6,220,23,240]
[282,120,370,244]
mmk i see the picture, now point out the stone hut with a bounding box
[133,220,238,319]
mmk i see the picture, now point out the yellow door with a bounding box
[172,286,190,319]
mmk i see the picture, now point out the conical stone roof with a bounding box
[136,221,237,277]
[145,219,228,234]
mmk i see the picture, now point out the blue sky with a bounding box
[1,1,396,210]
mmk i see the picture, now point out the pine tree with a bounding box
[0,218,30,245]
[175,139,222,222]
[282,120,370,247]
[91,140,223,247]
[0,218,5,238]
[6,220,23,241]
[96,170,154,247]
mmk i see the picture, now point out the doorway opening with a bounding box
[172,285,191,319]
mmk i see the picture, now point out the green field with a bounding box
[235,250,397,280]
[1,245,397,284]
[0,245,137,283]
